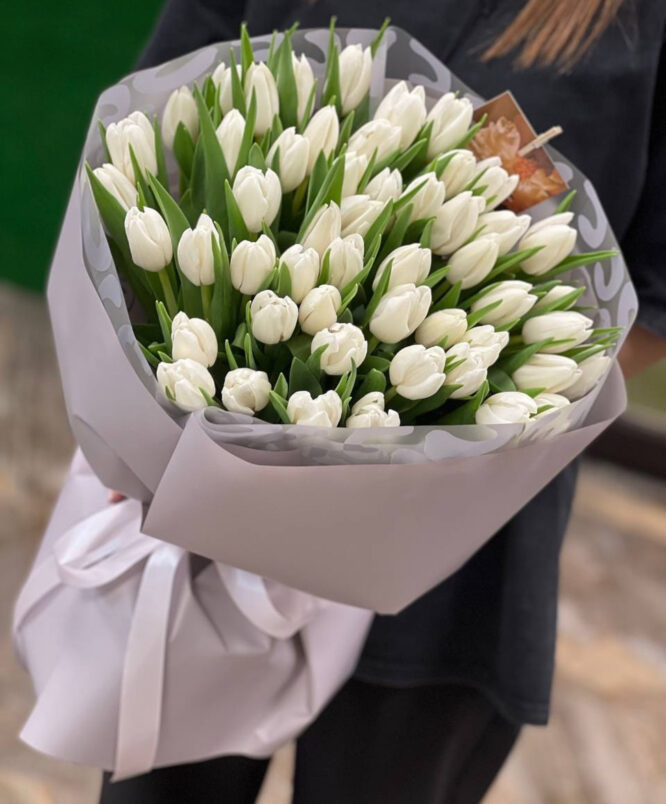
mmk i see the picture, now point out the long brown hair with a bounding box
[483,0,627,72]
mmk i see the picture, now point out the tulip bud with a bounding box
[519,213,577,275]
[338,44,372,115]
[471,280,537,327]
[534,284,580,311]
[312,323,368,376]
[106,111,157,183]
[171,312,218,367]
[346,392,400,428]
[327,234,365,290]
[416,308,468,348]
[372,244,431,291]
[298,285,341,335]
[403,172,446,223]
[461,325,509,368]
[92,163,137,210]
[369,283,432,344]
[125,206,173,271]
[475,391,537,425]
[562,353,612,400]
[533,392,570,419]
[244,62,279,137]
[292,54,315,124]
[477,210,531,256]
[348,119,402,164]
[438,150,477,197]
[156,358,215,412]
[364,168,403,204]
[445,342,488,398]
[512,353,582,394]
[522,311,594,353]
[447,235,500,289]
[303,106,339,172]
[232,166,281,232]
[374,81,427,149]
[287,390,342,427]
[302,202,342,257]
[215,109,245,174]
[430,192,486,256]
[161,86,199,149]
[341,194,384,237]
[279,243,320,303]
[250,290,298,345]
[342,152,369,198]
[266,127,309,193]
[426,93,474,159]
[221,368,271,415]
[212,62,240,115]
[389,344,446,400]
[230,235,276,295]
[474,159,520,210]
[176,213,219,286]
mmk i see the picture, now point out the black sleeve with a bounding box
[620,35,666,337]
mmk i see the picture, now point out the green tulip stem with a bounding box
[385,387,398,402]
[201,284,213,322]
[158,269,178,317]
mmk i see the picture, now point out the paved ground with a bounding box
[1,284,664,803]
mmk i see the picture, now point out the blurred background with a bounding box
[1,2,664,802]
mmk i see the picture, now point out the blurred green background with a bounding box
[1,0,164,291]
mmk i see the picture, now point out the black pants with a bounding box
[99,680,519,804]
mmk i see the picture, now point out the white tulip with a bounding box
[327,234,365,290]
[341,194,384,237]
[438,150,477,197]
[364,168,403,204]
[477,210,531,256]
[519,213,577,275]
[303,106,339,172]
[462,325,509,368]
[471,280,537,327]
[403,172,446,222]
[267,127,310,192]
[312,323,368,376]
[287,390,342,428]
[430,192,486,256]
[374,81,427,149]
[389,344,446,400]
[348,119,402,163]
[244,62,279,137]
[230,235,276,295]
[215,109,245,174]
[92,163,137,210]
[369,283,432,344]
[475,391,537,425]
[342,152,369,197]
[292,53,315,123]
[339,44,372,115]
[416,308,468,348]
[221,368,271,415]
[447,235,500,289]
[474,159,520,210]
[211,62,240,114]
[232,166,281,232]
[298,285,341,335]
[161,86,199,149]
[534,284,580,311]
[512,353,582,394]
[522,311,594,353]
[171,312,218,367]
[372,244,431,291]
[125,206,172,271]
[445,342,488,398]
[346,392,400,428]
[562,354,612,400]
[302,202,342,257]
[279,243,319,303]
[177,213,219,286]
[426,93,474,159]
[157,358,215,412]
[106,111,157,183]
[250,290,298,344]
[533,392,570,418]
